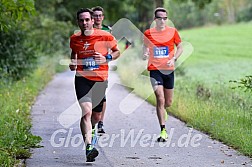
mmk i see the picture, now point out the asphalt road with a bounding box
[26,69,252,167]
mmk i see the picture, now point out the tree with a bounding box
[219,0,251,23]
[173,0,212,9]
[155,0,164,7]
[0,0,36,31]
[0,0,37,80]
[53,0,155,31]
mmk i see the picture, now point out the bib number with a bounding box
[153,47,169,58]
[82,57,99,71]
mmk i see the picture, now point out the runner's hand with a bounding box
[94,52,106,64]
[143,53,149,60]
[167,58,175,67]
[69,59,77,71]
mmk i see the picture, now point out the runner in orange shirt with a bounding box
[69,8,120,162]
[143,7,183,142]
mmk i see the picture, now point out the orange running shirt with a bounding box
[70,29,118,81]
[144,26,181,71]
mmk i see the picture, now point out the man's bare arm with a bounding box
[69,50,77,71]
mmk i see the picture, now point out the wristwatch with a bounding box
[105,54,112,62]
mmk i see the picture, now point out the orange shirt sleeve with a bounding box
[70,35,77,52]
[174,29,182,46]
[143,30,150,46]
[106,35,118,51]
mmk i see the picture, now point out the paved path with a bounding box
[26,70,252,167]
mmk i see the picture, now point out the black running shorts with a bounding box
[149,70,174,89]
[74,76,108,112]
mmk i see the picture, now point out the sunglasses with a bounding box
[155,17,168,20]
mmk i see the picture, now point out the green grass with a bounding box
[180,23,252,84]
[117,23,252,157]
[0,54,68,166]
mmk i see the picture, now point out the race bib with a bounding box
[153,46,169,58]
[82,57,99,71]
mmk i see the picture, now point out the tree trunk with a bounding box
[224,0,236,23]
[155,0,164,7]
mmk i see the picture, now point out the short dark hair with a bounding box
[154,7,167,17]
[76,8,93,20]
[92,6,104,13]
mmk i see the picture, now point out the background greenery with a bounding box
[0,0,252,166]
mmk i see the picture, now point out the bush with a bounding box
[230,76,252,93]
[0,15,72,82]
[0,54,63,166]
[28,15,72,57]
[237,5,252,22]
[0,26,37,81]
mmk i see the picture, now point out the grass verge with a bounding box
[0,54,68,166]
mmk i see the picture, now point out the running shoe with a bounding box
[86,145,99,162]
[98,121,105,134]
[157,128,168,142]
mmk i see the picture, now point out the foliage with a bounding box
[33,0,252,33]
[173,0,212,9]
[28,15,72,56]
[30,0,73,57]
[0,75,43,166]
[0,0,72,81]
[0,55,65,166]
[0,0,71,165]
[126,0,154,31]
[166,0,252,29]
[0,0,38,81]
[54,0,154,31]
[0,25,37,81]
[236,1,252,22]
[0,0,36,81]
[230,76,252,93]
[0,0,36,31]
[166,1,206,29]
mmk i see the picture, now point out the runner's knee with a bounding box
[81,111,92,122]
[92,113,101,123]
[165,99,173,108]
[157,97,165,106]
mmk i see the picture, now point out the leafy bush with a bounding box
[0,0,37,81]
[0,26,37,81]
[230,76,252,93]
[237,5,252,22]
[0,0,36,32]
[28,15,72,57]
[0,55,64,166]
